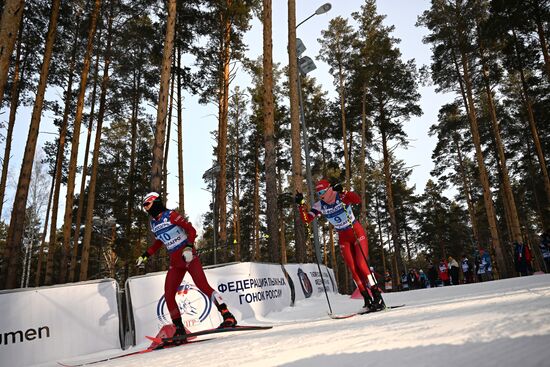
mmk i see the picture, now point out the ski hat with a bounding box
[143,192,160,206]
[315,179,331,193]
[143,192,166,218]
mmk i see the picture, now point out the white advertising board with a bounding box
[282,263,338,302]
[0,280,121,367]
[127,262,292,345]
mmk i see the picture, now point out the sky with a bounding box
[1,1,453,234]
[169,0,453,229]
[54,274,550,367]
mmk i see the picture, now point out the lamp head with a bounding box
[315,3,332,15]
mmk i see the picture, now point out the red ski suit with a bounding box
[145,210,216,321]
[298,190,373,292]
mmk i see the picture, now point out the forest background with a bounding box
[0,0,548,292]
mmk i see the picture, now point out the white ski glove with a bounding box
[182,247,194,263]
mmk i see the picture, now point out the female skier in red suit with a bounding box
[137,192,237,341]
[295,180,385,312]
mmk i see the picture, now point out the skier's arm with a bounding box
[340,191,361,205]
[136,238,162,266]
[295,192,320,223]
[298,204,321,223]
[169,210,197,245]
[145,239,163,256]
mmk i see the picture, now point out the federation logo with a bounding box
[297,268,313,298]
[156,281,212,325]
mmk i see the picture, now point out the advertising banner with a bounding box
[127,262,291,345]
[283,263,337,302]
[0,280,121,367]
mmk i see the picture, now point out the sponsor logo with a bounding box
[156,281,212,325]
[1,326,50,346]
[297,268,313,298]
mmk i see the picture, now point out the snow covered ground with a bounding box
[58,274,550,367]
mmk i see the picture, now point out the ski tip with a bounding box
[145,335,163,344]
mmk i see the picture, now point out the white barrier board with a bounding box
[127,262,291,345]
[283,263,338,302]
[0,280,121,367]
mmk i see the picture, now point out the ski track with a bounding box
[51,274,550,367]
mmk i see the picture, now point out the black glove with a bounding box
[295,192,305,205]
[333,183,343,192]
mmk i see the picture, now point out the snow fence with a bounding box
[0,262,336,367]
[0,279,123,367]
[126,262,337,346]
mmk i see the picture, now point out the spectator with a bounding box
[401,271,409,291]
[408,269,418,290]
[540,231,550,273]
[476,248,493,282]
[438,258,450,286]
[448,256,460,285]
[384,271,393,292]
[427,261,438,288]
[461,254,473,283]
[418,269,428,288]
[514,241,532,276]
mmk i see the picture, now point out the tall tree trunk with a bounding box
[253,139,260,261]
[176,46,184,214]
[217,0,233,264]
[162,62,176,199]
[512,29,550,219]
[35,158,56,286]
[459,49,506,278]
[0,0,25,105]
[453,133,480,247]
[287,0,306,263]
[232,91,241,261]
[127,69,141,271]
[262,0,279,263]
[277,164,287,264]
[359,86,368,227]
[3,0,60,289]
[151,0,176,192]
[379,106,403,277]
[338,60,350,189]
[0,18,24,218]
[478,31,523,244]
[68,33,102,282]
[80,0,113,281]
[374,194,387,276]
[533,2,550,82]
[59,0,102,284]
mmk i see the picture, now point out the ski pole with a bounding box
[300,202,333,315]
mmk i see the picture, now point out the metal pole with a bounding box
[212,177,217,265]
[297,71,321,262]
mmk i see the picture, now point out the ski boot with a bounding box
[360,290,375,312]
[217,303,237,328]
[169,317,187,345]
[370,285,386,312]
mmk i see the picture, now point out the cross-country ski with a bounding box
[329,304,406,320]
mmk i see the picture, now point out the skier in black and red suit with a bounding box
[136,192,237,341]
[295,180,386,312]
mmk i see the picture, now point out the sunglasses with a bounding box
[143,200,153,209]
[317,188,328,196]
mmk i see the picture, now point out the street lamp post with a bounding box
[293,4,333,314]
[294,2,331,263]
[296,53,322,262]
[203,164,220,264]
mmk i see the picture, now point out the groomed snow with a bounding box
[57,274,550,367]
